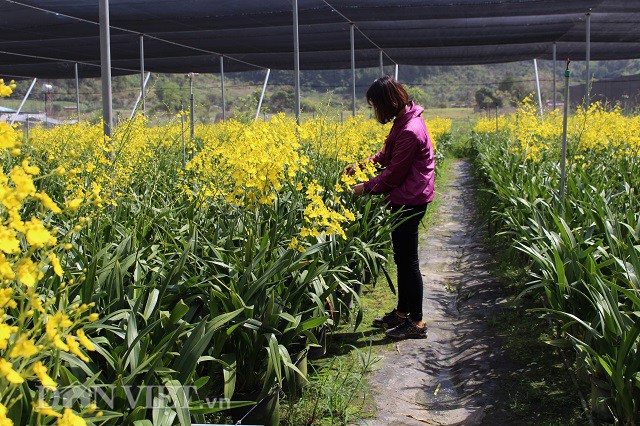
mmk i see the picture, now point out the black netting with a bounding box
[1,0,640,78]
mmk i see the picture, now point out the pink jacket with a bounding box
[363,102,435,206]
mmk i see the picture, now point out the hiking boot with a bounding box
[385,318,427,339]
[372,309,406,328]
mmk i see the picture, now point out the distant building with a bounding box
[570,74,640,110]
[1,112,76,126]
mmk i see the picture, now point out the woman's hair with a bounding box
[366,76,409,124]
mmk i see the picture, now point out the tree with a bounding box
[475,87,502,110]
[404,85,429,108]
[154,79,182,113]
[231,89,261,123]
[498,75,516,92]
[267,87,295,113]
[497,76,526,106]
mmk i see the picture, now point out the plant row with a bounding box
[1,79,451,426]
[473,101,640,425]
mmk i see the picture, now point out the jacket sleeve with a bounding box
[363,130,417,195]
[367,149,384,165]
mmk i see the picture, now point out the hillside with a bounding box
[3,59,640,122]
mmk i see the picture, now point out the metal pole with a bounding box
[534,58,543,117]
[220,56,226,121]
[129,72,150,120]
[379,50,384,77]
[180,101,185,168]
[516,91,520,127]
[495,103,499,132]
[585,10,591,107]
[10,78,37,125]
[140,34,145,114]
[255,68,271,121]
[293,0,301,124]
[44,91,47,128]
[75,63,81,121]
[98,0,113,138]
[350,24,356,117]
[560,59,571,208]
[394,64,399,81]
[553,42,557,110]
[189,75,194,139]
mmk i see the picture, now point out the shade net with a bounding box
[1,0,640,78]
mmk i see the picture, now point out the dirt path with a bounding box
[368,159,511,426]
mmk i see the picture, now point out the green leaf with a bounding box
[299,316,327,332]
[194,376,210,390]
[221,353,237,400]
[169,300,190,325]
[164,379,191,426]
[142,288,160,321]
[208,307,244,332]
[152,395,177,426]
[545,338,573,348]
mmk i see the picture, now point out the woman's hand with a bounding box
[351,183,365,196]
[344,163,356,176]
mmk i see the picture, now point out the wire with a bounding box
[0,72,35,80]
[7,77,555,99]
[0,49,139,74]
[3,0,268,71]
[317,0,397,65]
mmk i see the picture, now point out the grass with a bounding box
[423,107,476,123]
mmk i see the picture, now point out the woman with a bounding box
[349,76,435,339]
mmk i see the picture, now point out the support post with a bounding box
[394,63,398,81]
[140,34,146,114]
[534,58,543,117]
[350,24,356,117]
[189,74,195,139]
[75,63,81,121]
[553,42,557,110]
[585,10,591,107]
[255,68,271,121]
[560,59,571,208]
[129,72,150,120]
[43,87,48,128]
[292,0,301,124]
[220,56,226,121]
[180,101,185,168]
[10,78,37,126]
[379,50,384,77]
[99,0,113,138]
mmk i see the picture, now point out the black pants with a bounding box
[391,204,427,322]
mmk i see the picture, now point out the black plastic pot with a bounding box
[347,281,363,310]
[283,347,308,396]
[307,326,327,360]
[590,375,613,422]
[335,276,363,324]
[228,387,280,426]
